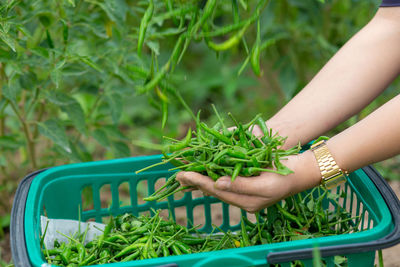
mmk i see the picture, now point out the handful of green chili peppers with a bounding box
[138,106,301,202]
[42,188,360,266]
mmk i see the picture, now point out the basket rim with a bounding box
[14,155,398,267]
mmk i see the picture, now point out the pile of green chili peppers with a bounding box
[41,210,239,266]
[41,188,359,266]
[139,106,301,202]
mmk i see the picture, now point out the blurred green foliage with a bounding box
[2,0,400,262]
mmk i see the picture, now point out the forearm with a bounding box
[328,94,400,173]
[267,7,400,148]
[289,93,400,194]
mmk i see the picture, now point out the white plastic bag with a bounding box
[40,216,105,249]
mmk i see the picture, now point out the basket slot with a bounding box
[99,184,112,209]
[92,184,102,222]
[174,206,188,226]
[356,200,363,231]
[192,205,206,228]
[361,209,368,231]
[135,179,148,205]
[210,203,223,228]
[349,191,355,215]
[118,181,131,207]
[228,205,242,227]
[81,185,94,212]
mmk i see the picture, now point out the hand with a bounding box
[176,150,321,213]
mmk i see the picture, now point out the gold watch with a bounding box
[310,140,348,189]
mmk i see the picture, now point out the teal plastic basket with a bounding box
[10,155,400,267]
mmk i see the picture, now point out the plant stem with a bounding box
[33,101,45,139]
[9,101,37,169]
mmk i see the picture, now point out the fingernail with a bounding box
[215,180,230,190]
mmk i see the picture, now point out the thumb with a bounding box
[214,177,232,191]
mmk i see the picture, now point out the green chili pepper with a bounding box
[121,249,141,262]
[250,19,261,76]
[99,249,111,264]
[171,243,182,255]
[60,246,71,265]
[193,0,217,36]
[164,127,192,153]
[256,117,269,136]
[207,168,220,181]
[98,217,113,249]
[241,218,251,247]
[231,162,243,181]
[200,122,232,145]
[143,182,180,201]
[137,0,154,56]
[206,23,249,51]
[138,61,170,94]
[275,203,303,228]
[112,243,145,260]
[76,243,85,264]
[161,99,168,129]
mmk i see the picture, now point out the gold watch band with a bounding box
[311,140,348,189]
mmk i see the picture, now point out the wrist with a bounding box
[288,150,322,194]
[266,118,300,149]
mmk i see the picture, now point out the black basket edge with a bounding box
[10,168,49,267]
[266,165,400,264]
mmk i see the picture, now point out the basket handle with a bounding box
[266,165,400,264]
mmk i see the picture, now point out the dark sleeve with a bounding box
[381,0,400,7]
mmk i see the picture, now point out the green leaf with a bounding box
[66,0,75,7]
[112,141,130,158]
[37,12,54,28]
[92,129,110,147]
[54,140,81,162]
[37,119,71,153]
[30,47,50,59]
[94,0,128,25]
[334,256,347,265]
[2,84,17,105]
[0,135,22,149]
[106,93,123,124]
[46,91,86,134]
[79,56,104,73]
[0,26,16,52]
[50,69,62,88]
[62,101,86,134]
[103,125,128,140]
[146,41,160,56]
[45,91,75,106]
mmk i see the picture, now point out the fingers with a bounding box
[177,171,270,212]
[214,175,274,197]
[176,171,212,187]
[182,187,197,192]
